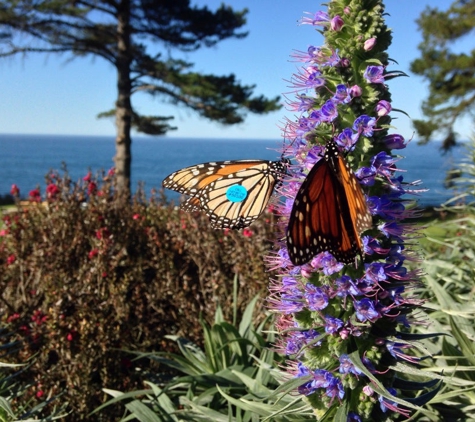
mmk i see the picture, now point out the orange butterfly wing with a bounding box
[286,141,371,266]
[163,159,288,229]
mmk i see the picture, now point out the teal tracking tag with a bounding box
[226,185,248,203]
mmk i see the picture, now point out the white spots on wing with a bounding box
[305,226,311,238]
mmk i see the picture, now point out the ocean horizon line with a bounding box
[0,132,282,143]
[2,132,468,145]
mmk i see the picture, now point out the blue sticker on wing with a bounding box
[226,185,248,203]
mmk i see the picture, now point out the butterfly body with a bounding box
[286,141,372,266]
[163,158,289,229]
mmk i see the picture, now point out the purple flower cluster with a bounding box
[268,3,433,420]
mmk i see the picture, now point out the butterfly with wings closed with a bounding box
[286,140,372,266]
[162,159,289,229]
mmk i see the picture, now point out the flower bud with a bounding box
[364,37,376,51]
[330,15,344,31]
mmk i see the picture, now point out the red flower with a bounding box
[66,330,79,342]
[29,189,41,202]
[88,248,99,259]
[7,313,20,323]
[31,309,47,325]
[6,254,16,265]
[242,228,253,238]
[10,184,20,196]
[96,227,111,240]
[19,325,30,335]
[83,172,92,182]
[36,390,45,399]
[87,181,97,195]
[133,214,140,220]
[46,183,60,200]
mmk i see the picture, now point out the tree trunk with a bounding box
[115,0,132,198]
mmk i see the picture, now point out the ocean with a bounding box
[0,133,469,206]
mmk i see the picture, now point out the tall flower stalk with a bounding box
[269,1,440,420]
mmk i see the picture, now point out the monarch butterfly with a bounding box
[162,158,289,229]
[286,140,372,266]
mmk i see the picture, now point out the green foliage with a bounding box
[410,0,475,150]
[406,140,475,420]
[99,295,314,421]
[0,169,277,421]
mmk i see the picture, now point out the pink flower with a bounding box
[88,248,99,259]
[133,214,140,220]
[36,390,45,399]
[6,254,16,265]
[83,172,92,182]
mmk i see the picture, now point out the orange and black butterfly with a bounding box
[162,158,289,229]
[286,140,372,266]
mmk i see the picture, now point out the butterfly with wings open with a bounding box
[286,140,372,266]
[162,159,290,229]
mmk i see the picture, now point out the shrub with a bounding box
[0,169,277,421]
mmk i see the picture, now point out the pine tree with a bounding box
[410,0,475,150]
[0,0,280,194]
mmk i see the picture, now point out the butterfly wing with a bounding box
[287,159,345,265]
[286,141,371,266]
[336,152,373,251]
[163,159,288,229]
[181,196,201,213]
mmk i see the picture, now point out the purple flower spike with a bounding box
[268,4,431,420]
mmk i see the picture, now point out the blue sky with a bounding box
[0,0,464,140]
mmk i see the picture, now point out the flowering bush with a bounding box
[268,1,439,421]
[0,169,277,421]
